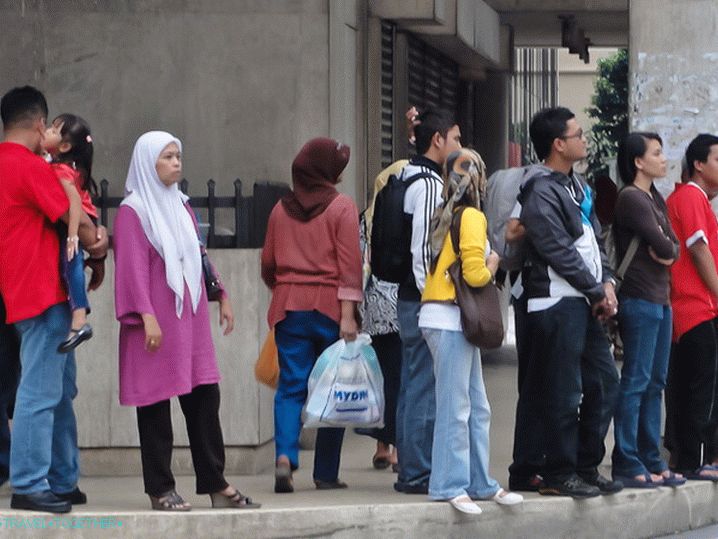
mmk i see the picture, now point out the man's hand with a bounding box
[85,257,105,290]
[592,282,618,320]
[86,225,109,259]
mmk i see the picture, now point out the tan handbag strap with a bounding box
[615,235,640,282]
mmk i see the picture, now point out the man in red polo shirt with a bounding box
[666,133,718,480]
[0,86,108,513]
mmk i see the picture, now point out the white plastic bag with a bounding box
[302,334,385,428]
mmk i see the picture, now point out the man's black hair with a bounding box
[0,86,48,128]
[529,107,576,161]
[685,133,718,178]
[414,108,456,155]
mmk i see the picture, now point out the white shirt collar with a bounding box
[687,181,709,200]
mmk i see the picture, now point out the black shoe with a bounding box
[313,479,348,490]
[509,474,544,492]
[53,487,87,505]
[394,481,429,494]
[57,324,93,354]
[11,491,72,513]
[274,464,294,493]
[579,472,623,494]
[538,475,601,499]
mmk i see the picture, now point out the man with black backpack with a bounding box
[372,108,461,494]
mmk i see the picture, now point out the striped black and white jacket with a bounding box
[399,155,444,302]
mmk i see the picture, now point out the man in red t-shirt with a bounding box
[0,86,108,513]
[666,133,718,480]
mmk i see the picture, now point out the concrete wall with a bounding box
[0,1,344,199]
[73,249,273,454]
[629,0,718,198]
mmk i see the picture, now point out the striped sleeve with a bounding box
[407,170,443,293]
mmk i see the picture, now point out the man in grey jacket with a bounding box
[512,107,621,498]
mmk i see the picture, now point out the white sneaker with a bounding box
[492,488,523,506]
[449,495,483,514]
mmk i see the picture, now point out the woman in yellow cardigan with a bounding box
[419,148,523,514]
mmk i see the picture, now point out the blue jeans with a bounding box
[523,297,619,482]
[274,311,344,482]
[0,297,20,486]
[613,297,672,477]
[423,328,500,500]
[395,300,435,487]
[61,247,89,312]
[11,302,79,494]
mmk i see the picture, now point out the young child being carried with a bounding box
[43,113,99,353]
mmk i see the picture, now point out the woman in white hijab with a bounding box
[114,131,259,511]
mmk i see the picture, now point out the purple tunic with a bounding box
[113,205,221,406]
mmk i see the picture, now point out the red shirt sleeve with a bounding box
[261,204,279,289]
[333,196,363,302]
[30,161,69,223]
[671,187,710,248]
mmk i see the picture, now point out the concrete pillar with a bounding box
[629,0,718,198]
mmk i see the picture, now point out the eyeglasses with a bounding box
[559,128,585,140]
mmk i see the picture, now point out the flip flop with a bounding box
[612,473,662,488]
[372,455,391,470]
[658,471,686,487]
[685,465,718,481]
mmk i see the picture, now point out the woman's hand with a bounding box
[648,246,674,266]
[487,250,500,277]
[142,313,162,352]
[219,296,235,336]
[339,300,358,342]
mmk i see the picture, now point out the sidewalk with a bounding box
[0,346,716,538]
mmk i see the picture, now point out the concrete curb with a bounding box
[0,482,715,538]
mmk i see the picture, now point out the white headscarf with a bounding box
[121,131,202,318]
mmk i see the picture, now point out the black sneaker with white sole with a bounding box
[538,474,601,498]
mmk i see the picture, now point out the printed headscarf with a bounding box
[429,148,488,271]
[121,131,203,318]
[282,137,350,221]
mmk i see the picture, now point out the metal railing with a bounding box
[93,179,291,248]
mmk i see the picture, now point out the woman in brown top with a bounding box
[611,132,684,488]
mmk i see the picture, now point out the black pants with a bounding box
[0,296,20,484]
[514,298,619,483]
[355,332,402,445]
[667,318,718,472]
[136,383,228,496]
[509,293,546,481]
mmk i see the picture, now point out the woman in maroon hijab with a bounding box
[261,138,363,493]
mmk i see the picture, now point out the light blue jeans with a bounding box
[11,302,79,494]
[423,328,500,500]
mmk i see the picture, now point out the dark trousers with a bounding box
[518,298,619,482]
[0,297,20,485]
[666,318,718,472]
[136,383,228,497]
[509,293,545,481]
[355,332,402,445]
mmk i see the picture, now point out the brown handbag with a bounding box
[446,207,504,349]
